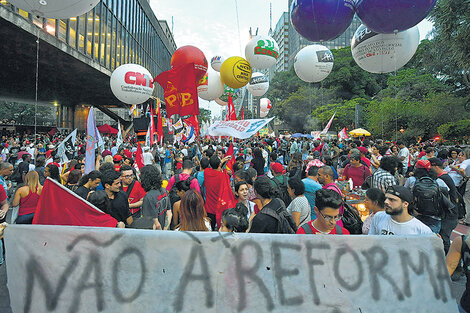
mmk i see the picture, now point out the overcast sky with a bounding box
[149,1,434,119]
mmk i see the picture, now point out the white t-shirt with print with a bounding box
[368,211,433,235]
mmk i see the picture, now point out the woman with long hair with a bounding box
[44,164,60,182]
[178,189,211,231]
[13,171,42,224]
[250,148,265,176]
[234,180,256,220]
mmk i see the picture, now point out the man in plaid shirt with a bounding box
[372,156,399,192]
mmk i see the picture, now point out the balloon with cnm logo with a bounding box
[110,64,154,104]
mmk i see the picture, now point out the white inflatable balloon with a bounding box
[197,70,225,101]
[8,0,99,19]
[215,98,227,106]
[210,55,225,72]
[110,64,154,105]
[294,45,334,83]
[245,35,279,70]
[247,72,269,97]
[260,98,271,112]
[260,110,269,118]
[351,24,420,74]
[215,87,240,106]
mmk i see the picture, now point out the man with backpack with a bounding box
[270,162,291,207]
[297,189,349,235]
[408,159,453,234]
[166,159,201,207]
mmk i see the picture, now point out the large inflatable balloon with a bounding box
[215,86,241,106]
[8,0,99,19]
[210,56,225,72]
[245,35,279,70]
[291,0,355,42]
[356,0,437,34]
[260,98,271,112]
[110,64,154,104]
[220,56,252,89]
[351,24,420,74]
[247,72,269,97]
[294,45,334,83]
[197,70,225,101]
[171,45,208,82]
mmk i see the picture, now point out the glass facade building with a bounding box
[0,0,176,79]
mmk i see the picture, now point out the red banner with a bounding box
[33,178,118,227]
[154,63,199,117]
[227,92,237,121]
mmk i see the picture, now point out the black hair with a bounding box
[101,170,120,188]
[234,180,249,196]
[288,177,305,196]
[73,163,84,170]
[232,161,244,173]
[396,140,404,146]
[119,164,133,173]
[379,156,399,174]
[175,179,192,192]
[209,155,221,169]
[428,157,443,168]
[78,170,102,186]
[221,203,249,232]
[36,156,46,168]
[349,153,361,161]
[315,189,342,211]
[22,153,31,161]
[253,176,275,199]
[365,188,385,209]
[270,152,277,161]
[425,146,434,154]
[99,162,115,173]
[182,159,193,169]
[322,155,333,166]
[320,165,334,179]
[140,165,162,192]
[205,148,214,158]
[253,148,263,159]
[307,166,319,177]
[87,190,110,213]
[414,168,438,180]
[67,169,82,185]
[46,164,60,182]
[200,157,210,170]
[235,155,245,163]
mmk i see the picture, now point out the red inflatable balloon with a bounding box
[171,45,208,82]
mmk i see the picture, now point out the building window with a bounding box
[78,14,86,54]
[106,9,112,67]
[100,8,106,64]
[58,20,67,42]
[45,18,56,36]
[111,16,117,70]
[94,4,101,60]
[69,17,77,48]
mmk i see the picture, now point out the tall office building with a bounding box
[0,0,176,130]
[272,12,289,73]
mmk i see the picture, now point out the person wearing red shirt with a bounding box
[120,165,146,215]
[297,189,350,235]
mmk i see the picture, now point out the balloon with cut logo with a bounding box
[215,86,240,106]
[171,45,208,82]
[220,56,252,89]
[247,72,269,97]
[294,44,334,83]
[210,55,225,72]
[197,70,225,101]
[245,35,279,70]
[356,0,437,34]
[110,64,154,104]
[290,0,355,42]
[8,0,100,19]
[351,24,420,74]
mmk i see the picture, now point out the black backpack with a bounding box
[271,175,292,207]
[260,198,297,234]
[169,174,196,208]
[10,165,22,183]
[412,176,442,217]
[341,202,363,234]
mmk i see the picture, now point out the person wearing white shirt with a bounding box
[397,141,410,176]
[369,185,433,235]
[142,147,154,165]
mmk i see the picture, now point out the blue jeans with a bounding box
[16,213,34,224]
[417,215,441,234]
[459,303,467,313]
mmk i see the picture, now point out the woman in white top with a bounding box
[234,181,256,221]
[286,177,311,227]
[362,188,385,234]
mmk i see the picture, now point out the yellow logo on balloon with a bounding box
[220,56,252,89]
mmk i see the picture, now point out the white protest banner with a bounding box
[56,129,77,163]
[4,225,456,313]
[208,118,274,139]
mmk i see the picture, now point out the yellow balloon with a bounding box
[220,56,252,89]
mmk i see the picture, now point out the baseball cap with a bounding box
[386,185,413,204]
[270,162,285,174]
[415,159,431,170]
[102,150,112,157]
[113,155,123,162]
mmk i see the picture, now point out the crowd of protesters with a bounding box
[0,132,470,310]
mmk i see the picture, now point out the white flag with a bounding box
[320,111,336,135]
[116,121,123,149]
[56,129,77,163]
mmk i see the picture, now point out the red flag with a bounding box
[240,105,244,120]
[203,168,237,228]
[156,99,163,144]
[227,92,237,121]
[224,143,234,157]
[184,115,199,136]
[32,178,118,227]
[135,143,145,169]
[224,143,236,173]
[154,63,199,117]
[338,127,349,140]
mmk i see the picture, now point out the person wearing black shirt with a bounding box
[249,176,283,233]
[102,170,132,225]
[17,153,31,184]
[75,170,102,200]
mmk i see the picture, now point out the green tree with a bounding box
[0,101,56,126]
[312,98,370,131]
[438,119,470,140]
[198,108,211,123]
